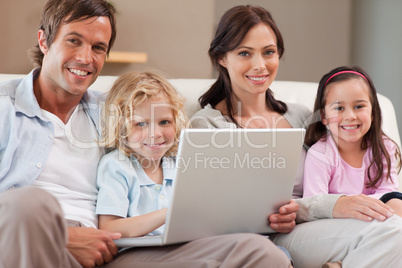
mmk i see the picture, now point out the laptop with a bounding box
[114,128,305,247]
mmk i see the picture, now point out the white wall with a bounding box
[215,0,352,82]
[2,0,399,138]
[1,0,352,81]
[0,0,216,78]
[351,0,402,137]
[100,0,215,78]
[0,0,47,74]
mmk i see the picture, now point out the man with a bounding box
[0,0,297,267]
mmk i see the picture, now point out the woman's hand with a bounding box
[268,199,298,233]
[67,227,121,268]
[333,194,394,222]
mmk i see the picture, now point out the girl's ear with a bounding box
[38,29,49,55]
[320,109,328,126]
[218,56,227,68]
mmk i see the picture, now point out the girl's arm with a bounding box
[295,192,394,223]
[302,146,332,197]
[297,140,395,222]
[332,194,394,221]
[99,208,168,238]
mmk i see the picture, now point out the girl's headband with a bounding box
[324,70,368,86]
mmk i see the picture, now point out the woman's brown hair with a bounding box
[199,5,286,127]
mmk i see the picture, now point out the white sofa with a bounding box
[1,73,401,191]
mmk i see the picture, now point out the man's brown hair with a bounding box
[30,0,117,67]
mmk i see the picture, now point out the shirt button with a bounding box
[49,134,54,140]
[155,186,161,191]
[36,163,42,168]
[160,195,165,200]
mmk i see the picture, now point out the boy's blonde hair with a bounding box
[101,71,186,157]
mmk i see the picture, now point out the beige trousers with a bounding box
[0,187,81,268]
[0,187,290,268]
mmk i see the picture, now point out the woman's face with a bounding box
[219,23,279,100]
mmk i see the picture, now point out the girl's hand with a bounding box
[268,199,298,233]
[333,194,394,221]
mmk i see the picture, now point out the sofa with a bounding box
[1,73,401,191]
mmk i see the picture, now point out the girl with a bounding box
[303,66,402,217]
[96,71,186,237]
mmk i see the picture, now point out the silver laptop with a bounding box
[114,128,305,248]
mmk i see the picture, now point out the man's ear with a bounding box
[218,56,227,68]
[37,29,49,55]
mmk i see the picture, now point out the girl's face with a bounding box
[218,23,279,100]
[127,92,176,166]
[321,78,373,149]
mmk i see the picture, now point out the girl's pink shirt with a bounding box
[303,133,399,199]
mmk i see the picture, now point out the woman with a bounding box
[190,5,402,268]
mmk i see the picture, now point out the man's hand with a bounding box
[333,194,394,222]
[67,227,121,268]
[268,199,298,233]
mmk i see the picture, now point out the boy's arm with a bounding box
[98,208,167,238]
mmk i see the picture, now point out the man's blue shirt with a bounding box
[0,69,103,192]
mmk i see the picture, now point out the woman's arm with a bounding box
[294,194,340,222]
[268,199,298,233]
[98,208,168,238]
[294,193,394,223]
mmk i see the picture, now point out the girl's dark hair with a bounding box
[305,65,401,188]
[199,5,286,127]
[30,0,117,67]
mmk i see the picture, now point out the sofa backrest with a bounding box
[1,73,401,190]
[92,76,402,191]
[91,76,401,145]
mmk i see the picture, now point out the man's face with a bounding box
[38,16,112,97]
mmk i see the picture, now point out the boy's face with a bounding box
[127,93,176,167]
[38,16,112,97]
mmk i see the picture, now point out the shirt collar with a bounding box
[14,68,103,134]
[14,69,42,118]
[132,156,176,186]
